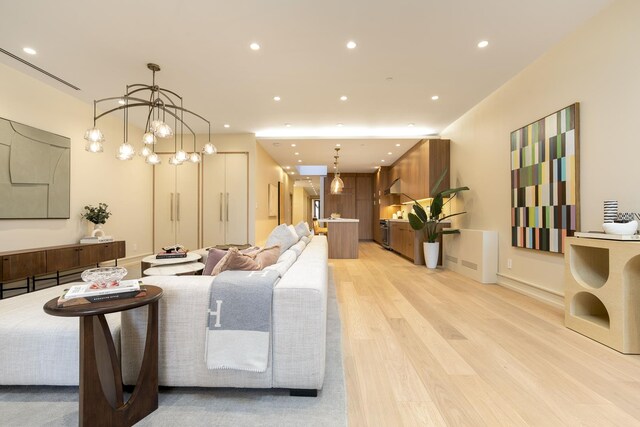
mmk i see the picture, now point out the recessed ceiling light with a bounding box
[387,152,392,155]
[408,123,415,127]
[118,99,126,105]
[285,123,292,127]
[335,143,341,147]
[306,176,310,179]
[285,166,291,169]
[291,143,296,147]
[250,42,261,50]
[336,123,343,127]
[381,159,385,162]
[273,96,281,101]
[431,95,439,100]
[224,124,230,128]
[477,40,489,48]
[298,159,302,163]
[294,152,299,155]
[395,143,401,147]
[23,47,36,55]
[346,41,357,49]
[340,96,348,101]
[289,171,295,174]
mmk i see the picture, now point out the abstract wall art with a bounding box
[0,117,70,219]
[510,103,579,253]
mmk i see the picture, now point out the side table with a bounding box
[43,285,163,427]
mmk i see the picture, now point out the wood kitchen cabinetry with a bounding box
[389,139,450,201]
[390,221,415,260]
[323,173,373,240]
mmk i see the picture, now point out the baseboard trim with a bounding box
[496,272,564,308]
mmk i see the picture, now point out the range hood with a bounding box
[384,178,402,195]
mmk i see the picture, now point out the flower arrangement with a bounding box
[81,203,112,225]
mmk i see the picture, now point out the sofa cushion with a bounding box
[294,221,311,238]
[203,248,227,275]
[252,245,280,269]
[212,247,261,275]
[301,236,311,245]
[289,240,307,257]
[265,224,299,253]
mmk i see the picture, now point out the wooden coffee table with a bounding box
[43,285,163,427]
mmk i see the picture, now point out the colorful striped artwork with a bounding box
[510,103,580,253]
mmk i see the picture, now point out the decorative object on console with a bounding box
[510,103,580,253]
[81,203,111,237]
[408,168,469,269]
[603,200,618,223]
[84,63,216,165]
[602,220,638,235]
[330,148,344,195]
[0,117,70,219]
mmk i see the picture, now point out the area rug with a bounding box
[0,265,346,427]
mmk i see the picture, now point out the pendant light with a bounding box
[330,148,344,194]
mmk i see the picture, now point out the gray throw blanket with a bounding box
[205,269,280,372]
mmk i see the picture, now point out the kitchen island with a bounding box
[318,218,359,259]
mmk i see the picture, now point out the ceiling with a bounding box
[0,0,612,172]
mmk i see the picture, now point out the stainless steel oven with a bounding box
[380,219,391,249]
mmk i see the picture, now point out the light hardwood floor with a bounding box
[333,242,640,427]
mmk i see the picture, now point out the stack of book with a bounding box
[80,235,114,244]
[156,245,188,259]
[57,280,146,307]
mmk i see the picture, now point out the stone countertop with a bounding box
[318,218,360,223]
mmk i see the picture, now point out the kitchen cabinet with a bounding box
[390,222,415,260]
[389,139,450,201]
[153,154,200,252]
[202,153,249,247]
[356,175,373,240]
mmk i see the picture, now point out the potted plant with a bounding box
[407,170,469,268]
[81,203,111,237]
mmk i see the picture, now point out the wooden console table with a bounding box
[0,241,126,299]
[44,285,163,426]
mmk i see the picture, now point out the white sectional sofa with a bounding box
[0,234,328,395]
[121,234,328,393]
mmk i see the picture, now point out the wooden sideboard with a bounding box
[0,241,126,298]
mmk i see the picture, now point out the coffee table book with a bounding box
[57,280,144,307]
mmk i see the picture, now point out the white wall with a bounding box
[0,62,153,257]
[440,0,640,304]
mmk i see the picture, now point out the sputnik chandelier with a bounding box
[84,63,216,165]
[330,147,344,194]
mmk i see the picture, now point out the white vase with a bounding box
[424,242,439,269]
[91,223,106,238]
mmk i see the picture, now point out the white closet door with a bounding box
[175,162,200,251]
[202,154,226,247]
[153,154,177,253]
[224,153,248,245]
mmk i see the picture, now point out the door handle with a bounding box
[226,192,229,221]
[177,193,181,222]
[170,193,174,221]
[220,193,223,221]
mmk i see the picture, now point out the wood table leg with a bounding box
[78,302,159,426]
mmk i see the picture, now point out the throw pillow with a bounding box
[211,247,260,276]
[294,221,311,238]
[203,248,228,275]
[265,223,299,253]
[252,245,280,269]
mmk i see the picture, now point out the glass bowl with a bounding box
[81,267,128,288]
